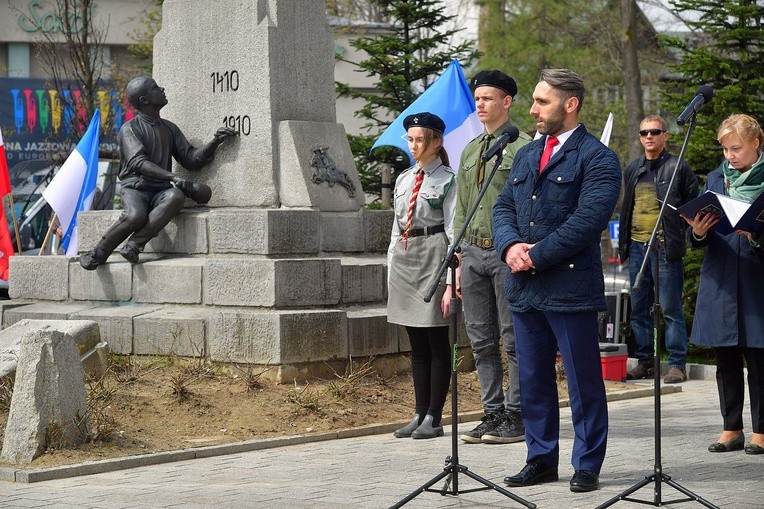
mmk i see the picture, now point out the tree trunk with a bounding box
[620,0,644,161]
[477,0,505,56]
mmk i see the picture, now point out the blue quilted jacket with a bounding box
[492,125,621,313]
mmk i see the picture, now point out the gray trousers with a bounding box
[460,243,520,414]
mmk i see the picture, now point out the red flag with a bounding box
[0,127,14,279]
[0,203,13,280]
[0,128,11,197]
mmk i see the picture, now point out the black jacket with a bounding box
[618,150,699,262]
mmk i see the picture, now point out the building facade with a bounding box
[1,0,150,166]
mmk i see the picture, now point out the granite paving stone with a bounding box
[0,380,761,508]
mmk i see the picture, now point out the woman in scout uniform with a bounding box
[387,112,457,440]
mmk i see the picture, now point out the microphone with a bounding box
[676,85,714,126]
[481,125,521,162]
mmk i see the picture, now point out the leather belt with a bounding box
[467,235,493,249]
[408,224,445,238]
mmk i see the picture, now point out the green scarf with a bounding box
[723,150,764,202]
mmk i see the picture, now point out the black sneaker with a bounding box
[482,411,525,444]
[460,412,503,444]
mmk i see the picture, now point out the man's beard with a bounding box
[538,104,566,135]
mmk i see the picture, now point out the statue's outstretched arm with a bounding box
[202,126,239,159]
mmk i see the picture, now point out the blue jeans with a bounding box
[460,243,520,414]
[628,241,688,368]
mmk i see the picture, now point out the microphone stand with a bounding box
[596,113,717,509]
[390,148,535,509]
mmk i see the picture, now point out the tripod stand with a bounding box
[596,114,717,509]
[390,133,534,509]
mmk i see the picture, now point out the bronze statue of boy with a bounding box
[80,76,237,270]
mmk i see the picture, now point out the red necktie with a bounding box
[539,136,559,173]
[403,170,424,248]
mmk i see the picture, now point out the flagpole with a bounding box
[39,212,57,256]
[7,194,23,256]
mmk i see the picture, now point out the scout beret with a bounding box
[470,70,518,98]
[403,112,446,134]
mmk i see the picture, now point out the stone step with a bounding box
[9,253,388,307]
[0,319,109,380]
[77,207,393,256]
[0,301,423,383]
[1,301,404,363]
[0,301,476,383]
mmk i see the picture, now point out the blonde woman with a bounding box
[683,114,764,455]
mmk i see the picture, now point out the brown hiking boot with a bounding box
[626,364,654,380]
[664,367,687,384]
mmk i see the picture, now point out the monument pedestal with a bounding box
[5,208,426,382]
[4,0,472,380]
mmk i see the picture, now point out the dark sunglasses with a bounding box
[639,129,666,137]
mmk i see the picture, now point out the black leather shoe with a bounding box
[570,469,599,492]
[504,459,558,487]
[745,443,764,455]
[708,433,744,453]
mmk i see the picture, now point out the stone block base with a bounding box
[133,307,210,357]
[5,204,400,383]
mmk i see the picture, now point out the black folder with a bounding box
[673,190,764,236]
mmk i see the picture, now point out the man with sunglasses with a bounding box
[618,115,699,384]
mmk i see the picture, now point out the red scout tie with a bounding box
[539,136,559,173]
[403,170,424,249]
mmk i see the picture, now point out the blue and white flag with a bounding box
[371,59,483,171]
[43,110,100,255]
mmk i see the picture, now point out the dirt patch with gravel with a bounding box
[0,355,635,469]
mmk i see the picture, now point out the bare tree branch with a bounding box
[29,0,113,152]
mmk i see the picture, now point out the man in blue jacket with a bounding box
[492,69,621,492]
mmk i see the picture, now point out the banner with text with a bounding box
[0,77,130,169]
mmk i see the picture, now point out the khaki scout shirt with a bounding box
[387,156,457,276]
[454,120,532,241]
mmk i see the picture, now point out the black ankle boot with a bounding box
[411,415,444,439]
[393,414,421,438]
[79,251,105,270]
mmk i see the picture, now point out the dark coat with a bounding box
[689,167,764,349]
[492,125,622,313]
[618,150,699,262]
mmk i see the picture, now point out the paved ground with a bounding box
[1,379,761,508]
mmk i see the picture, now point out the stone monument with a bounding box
[6,0,420,382]
[152,0,365,212]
